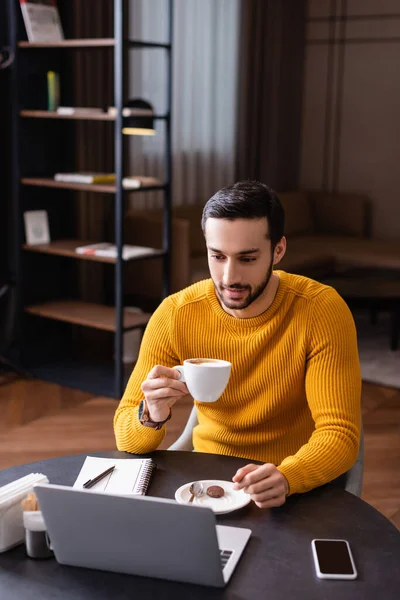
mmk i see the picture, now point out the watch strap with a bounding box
[139,399,171,431]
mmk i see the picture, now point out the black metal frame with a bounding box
[6,0,174,398]
[113,0,173,398]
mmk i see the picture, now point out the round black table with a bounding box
[0,451,399,600]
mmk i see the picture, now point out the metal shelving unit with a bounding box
[6,0,173,398]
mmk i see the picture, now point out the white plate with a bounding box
[174,479,251,514]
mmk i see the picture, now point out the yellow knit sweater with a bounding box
[114,271,361,495]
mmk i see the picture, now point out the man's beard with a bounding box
[214,258,274,311]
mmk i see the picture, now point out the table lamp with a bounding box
[122,98,156,136]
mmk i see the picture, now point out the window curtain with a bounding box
[235,0,306,191]
[127,0,240,210]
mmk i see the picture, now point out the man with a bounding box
[114,180,361,509]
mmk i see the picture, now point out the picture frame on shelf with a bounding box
[23,210,50,246]
[19,0,64,43]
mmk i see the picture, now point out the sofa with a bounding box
[123,191,400,305]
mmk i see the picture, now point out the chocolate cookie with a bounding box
[206,485,225,498]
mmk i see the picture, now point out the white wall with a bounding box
[300,0,400,240]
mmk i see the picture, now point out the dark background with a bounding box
[0,3,11,279]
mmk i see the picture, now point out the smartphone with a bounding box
[311,539,357,580]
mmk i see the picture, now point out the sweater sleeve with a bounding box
[113,296,180,453]
[277,288,361,495]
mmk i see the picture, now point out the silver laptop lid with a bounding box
[35,483,227,587]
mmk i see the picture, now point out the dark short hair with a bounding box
[201,180,285,248]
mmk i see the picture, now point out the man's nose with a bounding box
[222,260,240,287]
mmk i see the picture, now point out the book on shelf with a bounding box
[54,172,116,184]
[73,456,156,496]
[107,106,154,117]
[20,1,64,43]
[75,243,159,261]
[56,107,104,116]
[54,172,162,189]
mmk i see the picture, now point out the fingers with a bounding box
[253,496,286,509]
[148,365,181,380]
[232,463,259,484]
[232,463,288,509]
[244,479,287,502]
[232,463,275,488]
[141,365,189,422]
[142,365,188,398]
[142,381,188,398]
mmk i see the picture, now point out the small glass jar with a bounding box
[23,511,53,559]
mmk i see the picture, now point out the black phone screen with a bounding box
[314,540,354,575]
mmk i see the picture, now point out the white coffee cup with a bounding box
[173,358,232,403]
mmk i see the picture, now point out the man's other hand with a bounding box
[232,463,289,508]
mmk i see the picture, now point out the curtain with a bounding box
[127,0,240,209]
[235,0,306,191]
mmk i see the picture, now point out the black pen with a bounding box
[83,465,116,489]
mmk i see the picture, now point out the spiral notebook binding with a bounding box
[135,460,155,495]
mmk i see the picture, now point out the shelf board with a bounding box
[20,110,114,121]
[20,109,168,121]
[25,300,151,332]
[128,40,171,49]
[23,239,164,263]
[18,39,170,50]
[18,39,115,48]
[21,177,166,194]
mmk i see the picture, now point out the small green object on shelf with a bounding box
[47,71,60,111]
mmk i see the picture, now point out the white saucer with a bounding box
[174,479,251,514]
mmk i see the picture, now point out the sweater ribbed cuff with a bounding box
[277,461,306,496]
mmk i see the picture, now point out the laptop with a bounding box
[34,483,251,588]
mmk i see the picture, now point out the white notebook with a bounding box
[73,456,155,496]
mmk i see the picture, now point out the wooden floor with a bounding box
[0,371,399,530]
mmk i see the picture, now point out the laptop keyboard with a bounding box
[220,549,233,569]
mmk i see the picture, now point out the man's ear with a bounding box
[273,237,287,266]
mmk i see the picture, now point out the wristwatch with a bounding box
[138,399,171,430]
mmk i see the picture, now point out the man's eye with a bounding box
[210,254,224,260]
[240,257,256,263]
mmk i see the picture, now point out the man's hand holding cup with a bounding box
[141,365,189,423]
[141,358,232,422]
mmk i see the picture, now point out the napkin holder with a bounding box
[0,474,48,552]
